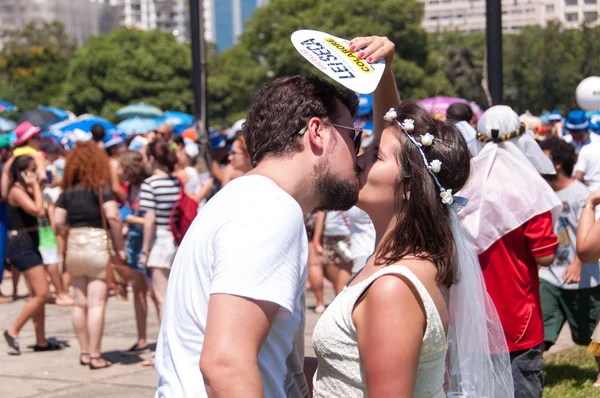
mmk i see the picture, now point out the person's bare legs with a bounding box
[72,276,89,360]
[87,277,109,367]
[594,356,600,385]
[150,267,170,323]
[11,266,20,300]
[46,263,74,306]
[7,265,50,339]
[62,270,72,294]
[307,244,325,309]
[132,271,148,347]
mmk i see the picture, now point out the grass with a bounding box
[544,346,599,397]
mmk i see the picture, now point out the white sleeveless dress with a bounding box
[312,265,447,397]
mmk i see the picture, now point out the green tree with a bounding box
[61,28,193,120]
[231,0,453,101]
[0,21,75,111]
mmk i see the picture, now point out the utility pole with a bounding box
[189,0,212,167]
[486,0,503,105]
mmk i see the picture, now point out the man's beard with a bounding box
[312,160,359,211]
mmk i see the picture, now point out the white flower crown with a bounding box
[384,108,468,211]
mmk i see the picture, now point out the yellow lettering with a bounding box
[323,37,373,74]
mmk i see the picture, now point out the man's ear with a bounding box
[306,117,327,152]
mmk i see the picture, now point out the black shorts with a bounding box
[6,230,42,272]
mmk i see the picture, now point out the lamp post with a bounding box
[486,0,503,105]
[189,0,212,167]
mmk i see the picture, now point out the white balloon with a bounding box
[576,76,600,111]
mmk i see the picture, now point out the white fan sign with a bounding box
[291,30,386,94]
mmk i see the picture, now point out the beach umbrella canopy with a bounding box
[159,111,195,133]
[0,100,18,112]
[418,96,484,119]
[116,103,163,119]
[117,117,160,136]
[17,108,60,128]
[358,94,373,117]
[0,117,17,133]
[46,116,122,144]
[38,106,76,123]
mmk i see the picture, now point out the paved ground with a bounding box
[0,278,572,397]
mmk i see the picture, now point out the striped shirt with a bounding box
[140,174,181,230]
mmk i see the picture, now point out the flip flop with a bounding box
[89,356,112,370]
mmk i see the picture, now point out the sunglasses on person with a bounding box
[298,122,363,155]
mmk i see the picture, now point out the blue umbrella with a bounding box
[159,111,194,133]
[116,103,163,119]
[117,117,160,136]
[358,94,373,117]
[47,116,123,143]
[38,106,75,123]
[0,117,16,132]
[0,100,18,112]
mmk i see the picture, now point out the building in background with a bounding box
[0,0,121,47]
[420,0,599,33]
[205,0,269,52]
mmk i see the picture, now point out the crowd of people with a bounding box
[3,34,600,398]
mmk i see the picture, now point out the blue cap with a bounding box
[209,127,225,150]
[103,133,125,148]
[565,110,589,131]
[548,110,562,122]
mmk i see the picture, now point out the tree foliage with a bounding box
[60,28,193,121]
[0,21,75,111]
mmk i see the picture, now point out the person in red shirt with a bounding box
[458,105,562,398]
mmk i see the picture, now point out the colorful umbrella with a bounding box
[159,111,195,133]
[38,106,76,123]
[0,117,17,133]
[418,96,484,119]
[17,108,60,128]
[117,117,160,136]
[0,100,18,112]
[116,103,163,119]
[47,116,123,144]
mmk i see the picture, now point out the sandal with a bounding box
[32,341,62,352]
[80,353,90,366]
[89,356,113,370]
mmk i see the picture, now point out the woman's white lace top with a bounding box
[312,265,447,397]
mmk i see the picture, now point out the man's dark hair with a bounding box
[243,76,359,167]
[446,103,474,123]
[539,136,576,177]
[91,124,106,142]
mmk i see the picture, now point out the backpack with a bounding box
[170,178,198,246]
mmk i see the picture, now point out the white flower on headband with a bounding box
[384,108,397,122]
[430,159,442,173]
[403,119,415,132]
[421,133,434,147]
[440,189,454,205]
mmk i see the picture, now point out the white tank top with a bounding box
[312,265,447,398]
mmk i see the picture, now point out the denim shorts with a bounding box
[126,226,145,273]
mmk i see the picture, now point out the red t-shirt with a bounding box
[478,211,558,353]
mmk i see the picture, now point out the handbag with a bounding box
[98,188,131,300]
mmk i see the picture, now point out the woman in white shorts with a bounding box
[139,140,181,322]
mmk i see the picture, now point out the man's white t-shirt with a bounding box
[574,142,600,192]
[155,175,309,398]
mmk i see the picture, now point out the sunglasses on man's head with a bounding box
[298,123,363,155]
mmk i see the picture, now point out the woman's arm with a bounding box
[109,159,127,203]
[125,214,146,226]
[10,180,45,218]
[577,191,600,262]
[140,210,156,266]
[349,36,399,136]
[187,178,214,203]
[1,156,14,200]
[102,200,126,259]
[312,211,326,254]
[54,207,69,263]
[353,275,426,397]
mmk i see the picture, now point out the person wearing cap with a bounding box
[459,105,562,397]
[208,127,228,187]
[563,110,600,154]
[1,121,46,200]
[548,110,564,138]
[104,133,128,204]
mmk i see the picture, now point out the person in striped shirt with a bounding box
[139,140,180,323]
